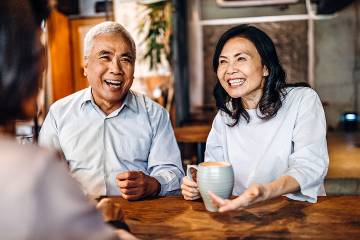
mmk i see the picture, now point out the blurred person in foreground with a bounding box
[181,25,329,212]
[0,1,136,239]
[39,21,184,200]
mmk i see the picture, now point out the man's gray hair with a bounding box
[83,21,136,59]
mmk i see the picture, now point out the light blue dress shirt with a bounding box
[39,88,184,198]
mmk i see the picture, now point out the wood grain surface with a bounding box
[104,196,360,239]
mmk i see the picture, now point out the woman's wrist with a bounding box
[262,176,301,201]
[261,183,274,201]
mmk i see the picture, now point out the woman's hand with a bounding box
[209,176,300,212]
[96,198,125,222]
[115,229,139,240]
[209,183,268,212]
[181,176,201,200]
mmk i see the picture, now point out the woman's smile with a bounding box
[227,78,246,88]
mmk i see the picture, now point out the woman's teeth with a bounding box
[228,79,245,86]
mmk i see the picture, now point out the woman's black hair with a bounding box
[29,0,52,26]
[0,1,45,125]
[213,24,309,126]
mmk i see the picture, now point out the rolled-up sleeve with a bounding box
[147,106,184,196]
[284,89,329,203]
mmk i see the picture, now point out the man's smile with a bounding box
[104,79,123,89]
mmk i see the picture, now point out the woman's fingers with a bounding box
[96,199,125,221]
[207,184,267,213]
[181,183,199,193]
[116,229,139,240]
[208,191,236,212]
[182,189,201,200]
[208,191,226,206]
[181,176,200,200]
[208,191,246,212]
[217,191,255,212]
[181,183,200,199]
[218,202,239,212]
[182,176,198,187]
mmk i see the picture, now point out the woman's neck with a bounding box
[241,92,262,109]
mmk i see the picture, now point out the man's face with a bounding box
[84,32,135,112]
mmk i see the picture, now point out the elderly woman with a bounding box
[181,25,329,212]
[0,1,136,239]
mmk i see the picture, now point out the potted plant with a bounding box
[138,0,172,70]
[138,0,174,113]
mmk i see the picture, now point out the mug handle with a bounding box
[186,165,199,182]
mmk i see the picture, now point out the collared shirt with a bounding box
[205,87,329,203]
[39,88,184,198]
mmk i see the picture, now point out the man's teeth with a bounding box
[104,80,122,88]
[228,79,245,86]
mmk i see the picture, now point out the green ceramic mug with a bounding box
[187,162,234,212]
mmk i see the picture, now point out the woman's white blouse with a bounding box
[205,87,329,203]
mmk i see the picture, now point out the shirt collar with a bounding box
[122,90,139,113]
[80,87,93,109]
[80,87,139,114]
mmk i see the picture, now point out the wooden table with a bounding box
[105,196,360,239]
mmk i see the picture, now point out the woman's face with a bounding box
[217,37,269,108]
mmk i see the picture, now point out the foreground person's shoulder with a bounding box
[0,137,61,178]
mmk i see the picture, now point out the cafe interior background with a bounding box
[17,0,359,194]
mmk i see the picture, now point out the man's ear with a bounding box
[263,65,269,77]
[83,58,88,77]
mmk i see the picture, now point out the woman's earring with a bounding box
[263,66,269,77]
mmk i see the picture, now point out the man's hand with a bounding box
[116,171,160,200]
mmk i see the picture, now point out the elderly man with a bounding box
[39,21,184,200]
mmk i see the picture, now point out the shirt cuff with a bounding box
[284,172,321,203]
[152,173,181,196]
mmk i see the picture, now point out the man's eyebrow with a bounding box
[120,53,134,58]
[97,50,112,55]
[120,53,135,61]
